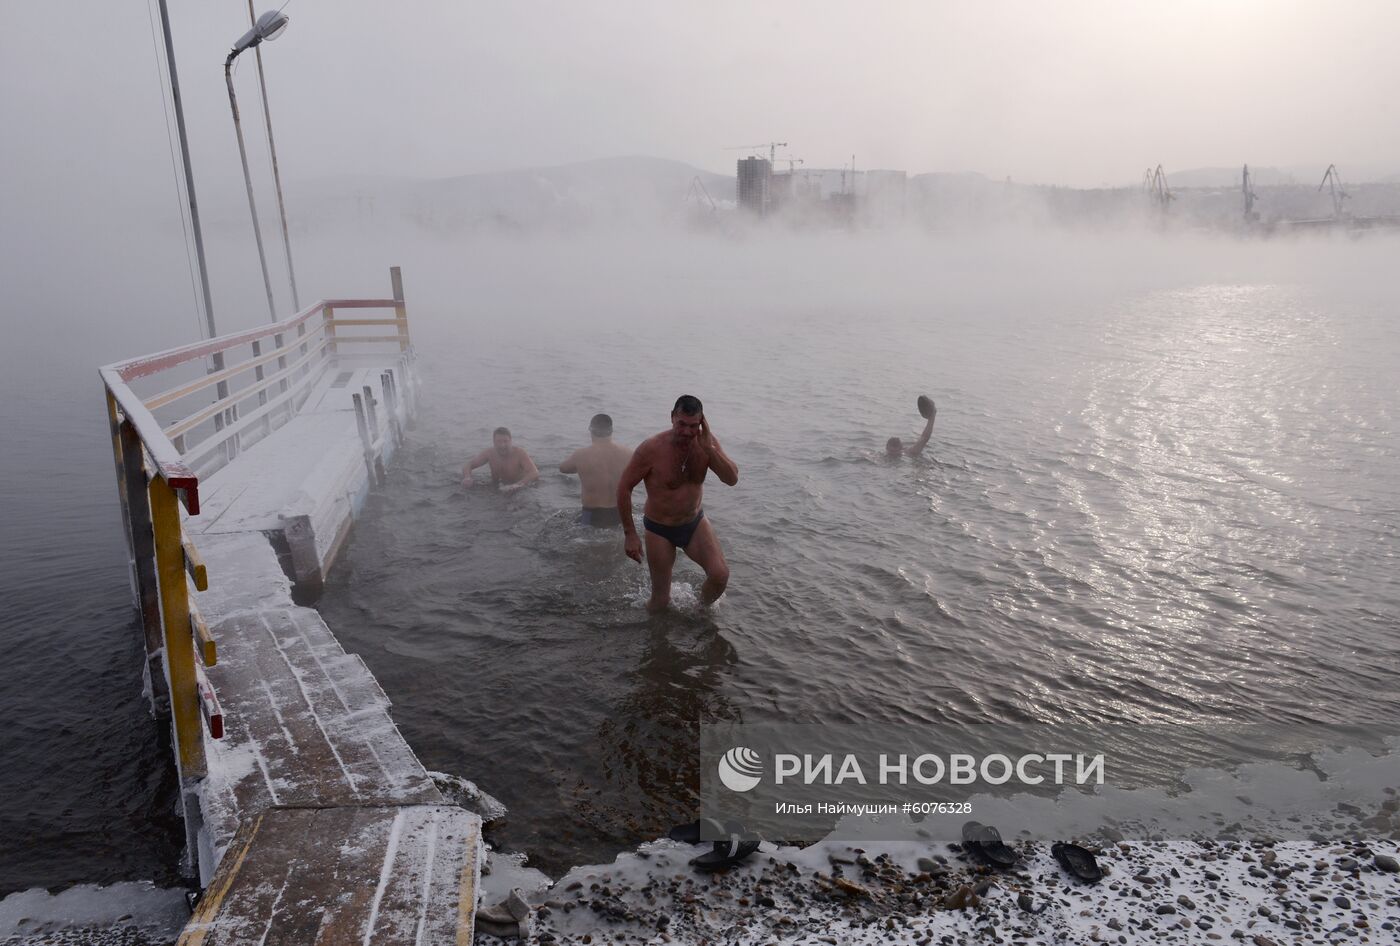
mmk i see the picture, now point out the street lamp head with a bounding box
[231,10,290,55]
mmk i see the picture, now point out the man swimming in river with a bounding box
[886,397,936,459]
[618,395,739,612]
[560,413,632,527]
[463,427,540,490]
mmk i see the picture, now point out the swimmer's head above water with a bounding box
[493,426,512,456]
[885,436,904,458]
[589,413,613,440]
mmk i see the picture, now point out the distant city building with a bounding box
[735,158,909,227]
[736,157,772,215]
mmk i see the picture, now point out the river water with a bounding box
[318,232,1400,875]
[3,230,1397,892]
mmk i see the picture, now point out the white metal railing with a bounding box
[98,266,413,791]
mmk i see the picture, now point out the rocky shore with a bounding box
[481,831,1400,944]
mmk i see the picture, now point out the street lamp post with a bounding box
[225,10,290,322]
[245,1,300,310]
[154,0,219,341]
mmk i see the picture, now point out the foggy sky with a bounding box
[3,1,1398,207]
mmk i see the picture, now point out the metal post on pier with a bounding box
[149,476,207,782]
[106,396,169,714]
[324,305,337,356]
[351,393,382,487]
[381,370,402,448]
[391,266,408,353]
[361,386,386,483]
[396,354,416,426]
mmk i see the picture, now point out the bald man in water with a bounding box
[617,395,739,611]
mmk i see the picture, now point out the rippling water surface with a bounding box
[317,234,1400,875]
[3,231,1397,891]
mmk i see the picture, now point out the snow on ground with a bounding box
[0,883,188,946]
[487,834,1400,945]
[470,787,1400,946]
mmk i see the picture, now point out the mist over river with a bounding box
[316,231,1400,874]
[2,229,1397,890]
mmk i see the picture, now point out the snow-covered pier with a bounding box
[100,269,482,943]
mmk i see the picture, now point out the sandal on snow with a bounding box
[961,821,1019,869]
[689,823,761,871]
[1052,841,1103,883]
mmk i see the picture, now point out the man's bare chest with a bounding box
[652,449,706,491]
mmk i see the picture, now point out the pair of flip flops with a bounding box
[1052,841,1103,883]
[961,821,1019,869]
[669,818,762,870]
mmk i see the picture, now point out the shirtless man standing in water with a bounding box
[560,414,632,527]
[462,427,540,490]
[618,395,739,611]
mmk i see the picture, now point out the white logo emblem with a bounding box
[717,746,763,792]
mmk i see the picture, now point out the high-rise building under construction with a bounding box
[736,157,772,215]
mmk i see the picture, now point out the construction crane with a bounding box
[724,142,788,165]
[1318,164,1348,218]
[686,175,717,214]
[1143,165,1173,213]
[1242,164,1258,220]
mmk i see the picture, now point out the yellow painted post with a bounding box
[190,605,217,666]
[150,475,207,779]
[390,265,409,352]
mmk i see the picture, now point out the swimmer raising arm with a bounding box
[885,398,936,459]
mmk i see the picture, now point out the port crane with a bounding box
[1242,164,1258,221]
[1143,165,1173,213]
[1318,164,1349,218]
[686,175,717,214]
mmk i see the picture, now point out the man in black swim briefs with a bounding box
[617,395,739,612]
[560,414,632,528]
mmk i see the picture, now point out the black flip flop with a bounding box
[961,820,1019,869]
[917,395,936,419]
[1052,842,1103,883]
[689,822,761,871]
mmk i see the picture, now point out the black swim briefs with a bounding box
[642,509,705,548]
[579,506,622,528]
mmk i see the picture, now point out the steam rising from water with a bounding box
[3,211,1398,888]
[312,224,1400,873]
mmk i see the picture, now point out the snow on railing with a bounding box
[98,266,412,790]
